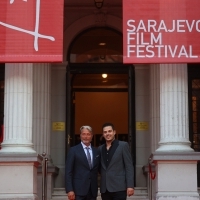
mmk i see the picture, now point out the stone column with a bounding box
[156,64,192,152]
[32,63,51,155]
[151,64,200,200]
[150,64,160,153]
[1,63,35,153]
[0,63,40,200]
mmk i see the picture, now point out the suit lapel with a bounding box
[107,145,120,169]
[101,140,119,169]
[92,146,97,167]
[100,144,107,169]
[77,143,90,168]
[78,143,98,169]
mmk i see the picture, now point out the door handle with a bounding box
[68,134,72,145]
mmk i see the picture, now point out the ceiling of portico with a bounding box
[64,0,123,62]
[64,1,124,88]
[64,0,123,49]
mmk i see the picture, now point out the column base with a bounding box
[156,192,199,200]
[156,143,193,152]
[0,144,36,153]
[0,153,41,200]
[0,194,38,200]
[151,152,200,200]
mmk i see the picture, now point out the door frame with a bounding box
[66,63,136,183]
[188,64,200,186]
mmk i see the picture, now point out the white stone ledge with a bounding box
[150,152,200,162]
[0,153,42,163]
[51,188,200,200]
[52,187,149,200]
[157,191,199,196]
[0,194,38,200]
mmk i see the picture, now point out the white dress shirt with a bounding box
[81,142,93,163]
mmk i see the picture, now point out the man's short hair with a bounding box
[102,123,115,131]
[80,125,93,133]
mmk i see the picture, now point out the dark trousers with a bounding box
[75,187,96,200]
[101,190,127,200]
[75,194,96,200]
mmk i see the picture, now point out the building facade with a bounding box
[0,0,200,200]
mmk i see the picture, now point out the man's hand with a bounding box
[127,188,134,196]
[67,191,75,200]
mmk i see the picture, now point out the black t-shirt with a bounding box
[102,139,119,168]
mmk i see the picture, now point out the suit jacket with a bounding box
[65,143,100,197]
[99,140,134,193]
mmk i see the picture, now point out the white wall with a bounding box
[51,65,67,188]
[135,65,151,187]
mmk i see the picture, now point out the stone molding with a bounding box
[150,152,200,162]
[0,153,42,164]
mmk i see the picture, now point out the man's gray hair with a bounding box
[80,125,93,133]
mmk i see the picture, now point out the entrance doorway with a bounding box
[66,27,136,184]
[66,64,136,177]
[188,64,200,187]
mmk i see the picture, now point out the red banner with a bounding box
[123,0,200,63]
[0,0,63,63]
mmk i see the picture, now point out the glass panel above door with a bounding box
[69,28,123,63]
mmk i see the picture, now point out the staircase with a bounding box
[51,187,149,200]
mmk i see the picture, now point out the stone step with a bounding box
[51,187,149,200]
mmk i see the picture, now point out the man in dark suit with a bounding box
[65,125,100,200]
[99,123,134,200]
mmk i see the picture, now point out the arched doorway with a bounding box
[66,27,136,183]
[68,27,123,63]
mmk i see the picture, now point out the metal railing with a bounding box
[38,152,48,200]
[142,156,156,200]
[148,156,156,200]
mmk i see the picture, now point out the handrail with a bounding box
[38,152,48,200]
[148,155,156,200]
[148,156,156,180]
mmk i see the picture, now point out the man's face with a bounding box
[103,126,116,142]
[80,128,93,146]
